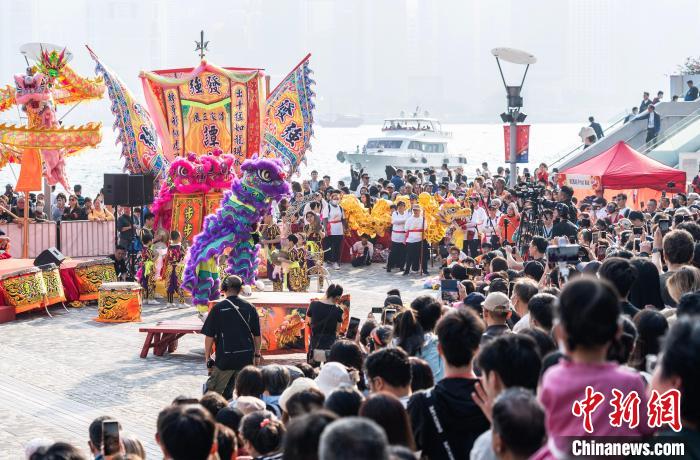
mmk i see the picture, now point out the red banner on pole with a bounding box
[503,124,530,163]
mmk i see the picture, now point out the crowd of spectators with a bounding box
[17,160,700,459]
[0,183,116,223]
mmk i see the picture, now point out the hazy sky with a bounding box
[1,0,700,124]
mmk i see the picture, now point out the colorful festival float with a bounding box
[92,36,325,351]
[0,43,117,319]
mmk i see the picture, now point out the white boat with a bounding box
[336,114,466,179]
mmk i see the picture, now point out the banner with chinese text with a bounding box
[262,54,315,170]
[88,48,167,180]
[141,62,263,171]
[503,124,530,163]
[559,174,603,191]
[204,191,223,216]
[171,193,205,244]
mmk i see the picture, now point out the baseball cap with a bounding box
[279,377,319,412]
[464,292,485,309]
[232,396,266,415]
[315,362,354,395]
[482,292,512,313]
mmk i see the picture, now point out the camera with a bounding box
[510,184,545,202]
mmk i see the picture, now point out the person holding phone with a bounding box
[307,284,345,365]
[202,275,262,399]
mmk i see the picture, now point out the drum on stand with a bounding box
[95,282,142,323]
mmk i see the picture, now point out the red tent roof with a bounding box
[561,141,686,192]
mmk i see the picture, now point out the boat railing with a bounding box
[637,106,700,155]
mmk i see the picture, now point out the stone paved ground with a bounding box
[0,263,432,458]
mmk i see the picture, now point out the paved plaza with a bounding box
[0,264,430,458]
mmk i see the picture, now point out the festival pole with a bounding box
[22,191,29,258]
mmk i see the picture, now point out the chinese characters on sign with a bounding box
[572,387,681,433]
[231,82,247,160]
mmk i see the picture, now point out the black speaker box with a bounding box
[103,173,129,206]
[126,174,155,207]
[34,247,66,267]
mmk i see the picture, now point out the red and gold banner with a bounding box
[171,193,205,244]
[141,62,263,170]
[204,192,222,216]
[503,124,530,163]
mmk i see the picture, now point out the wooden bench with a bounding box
[139,320,202,358]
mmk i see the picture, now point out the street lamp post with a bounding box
[492,48,536,186]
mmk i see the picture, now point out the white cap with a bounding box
[279,377,320,412]
[231,396,266,414]
[314,362,354,395]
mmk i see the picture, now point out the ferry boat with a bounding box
[336,113,466,179]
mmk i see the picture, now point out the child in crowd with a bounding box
[138,232,157,305]
[533,278,653,459]
[163,230,186,306]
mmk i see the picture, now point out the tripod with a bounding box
[514,202,545,256]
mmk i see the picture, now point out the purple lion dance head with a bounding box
[182,156,291,305]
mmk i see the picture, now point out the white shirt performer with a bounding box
[321,191,345,270]
[403,205,429,275]
[387,202,409,272]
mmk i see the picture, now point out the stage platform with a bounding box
[0,258,116,319]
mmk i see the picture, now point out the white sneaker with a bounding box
[333,262,340,270]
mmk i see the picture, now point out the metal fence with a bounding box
[0,220,114,259]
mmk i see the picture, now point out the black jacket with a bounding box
[590,122,604,139]
[552,219,579,241]
[636,112,661,134]
[408,378,490,460]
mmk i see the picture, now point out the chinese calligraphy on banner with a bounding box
[262,54,315,171]
[88,48,167,180]
[171,193,205,244]
[141,63,262,171]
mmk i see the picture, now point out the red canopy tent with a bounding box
[559,141,686,206]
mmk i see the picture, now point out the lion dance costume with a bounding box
[182,157,291,312]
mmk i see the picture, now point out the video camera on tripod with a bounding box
[510,183,549,206]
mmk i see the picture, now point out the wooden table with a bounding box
[139,320,202,358]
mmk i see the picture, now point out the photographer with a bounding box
[551,203,578,241]
[542,185,578,222]
[498,203,520,245]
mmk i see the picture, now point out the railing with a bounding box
[637,106,700,155]
[59,220,115,258]
[550,113,631,168]
[0,220,113,259]
[0,221,56,259]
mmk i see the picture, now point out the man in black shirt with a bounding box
[109,245,128,281]
[408,309,489,459]
[551,203,578,241]
[202,275,261,398]
[116,207,135,249]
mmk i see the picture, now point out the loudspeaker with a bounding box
[127,175,145,207]
[125,174,155,207]
[34,247,66,267]
[104,173,129,206]
[143,173,155,205]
